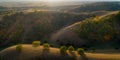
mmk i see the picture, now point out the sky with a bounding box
[0,0,120,2]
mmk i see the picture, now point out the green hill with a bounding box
[0,11,95,47]
[51,11,120,49]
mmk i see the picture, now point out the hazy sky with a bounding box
[0,0,120,2]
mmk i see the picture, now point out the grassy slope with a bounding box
[0,10,111,47]
[0,45,120,60]
[0,45,73,60]
[0,11,96,47]
[50,11,120,48]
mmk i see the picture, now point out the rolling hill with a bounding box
[0,11,96,47]
[0,1,120,60]
[0,44,120,60]
[1,2,120,50]
[0,11,120,49]
[50,11,120,49]
[69,2,120,13]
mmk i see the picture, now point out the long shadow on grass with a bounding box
[81,54,88,60]
[34,49,76,60]
[60,53,76,60]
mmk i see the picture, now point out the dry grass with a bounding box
[86,53,120,60]
[94,11,119,21]
[0,44,120,60]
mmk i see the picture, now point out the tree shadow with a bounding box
[60,51,76,60]
[81,54,88,60]
[39,48,50,60]
[43,48,50,54]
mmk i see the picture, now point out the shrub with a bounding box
[32,41,41,47]
[68,46,75,53]
[16,44,22,52]
[43,43,50,50]
[77,48,85,55]
[60,46,67,54]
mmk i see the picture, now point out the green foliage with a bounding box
[68,46,75,53]
[77,48,85,55]
[76,12,120,42]
[16,44,22,52]
[60,46,67,54]
[74,12,120,48]
[32,41,41,47]
[43,43,50,50]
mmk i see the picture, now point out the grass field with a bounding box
[0,44,120,60]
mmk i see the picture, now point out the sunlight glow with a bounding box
[41,0,64,2]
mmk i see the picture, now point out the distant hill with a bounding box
[0,1,89,7]
[0,10,118,48]
[0,11,97,47]
[51,11,120,49]
[69,2,120,13]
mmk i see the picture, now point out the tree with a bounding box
[68,46,75,53]
[77,48,85,55]
[60,46,67,54]
[43,43,50,50]
[32,41,41,47]
[16,44,22,52]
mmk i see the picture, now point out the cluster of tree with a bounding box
[14,41,85,60]
[17,41,85,56]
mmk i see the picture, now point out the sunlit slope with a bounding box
[0,45,120,60]
[51,11,120,48]
[0,45,74,60]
